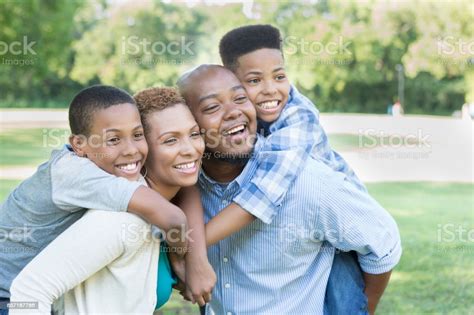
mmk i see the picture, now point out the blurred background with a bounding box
[0,0,473,314]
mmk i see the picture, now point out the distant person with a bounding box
[387,103,393,115]
[461,103,473,120]
[392,100,404,116]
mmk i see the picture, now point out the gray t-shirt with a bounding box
[0,145,142,298]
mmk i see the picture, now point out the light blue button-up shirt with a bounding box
[199,136,401,314]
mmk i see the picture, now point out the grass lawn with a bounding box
[1,180,472,314]
[370,183,474,314]
[0,128,69,167]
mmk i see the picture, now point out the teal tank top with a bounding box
[155,243,177,309]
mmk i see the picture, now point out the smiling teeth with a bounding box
[118,162,138,171]
[175,162,195,169]
[225,125,245,135]
[258,101,279,109]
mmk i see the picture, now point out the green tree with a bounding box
[70,0,206,93]
[0,0,83,106]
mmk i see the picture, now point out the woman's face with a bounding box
[144,103,204,188]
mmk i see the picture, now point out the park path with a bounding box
[1,110,473,183]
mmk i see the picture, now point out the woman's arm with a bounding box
[9,211,145,314]
[172,186,216,306]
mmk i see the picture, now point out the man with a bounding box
[178,65,402,314]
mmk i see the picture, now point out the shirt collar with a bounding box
[198,134,264,190]
[288,84,297,104]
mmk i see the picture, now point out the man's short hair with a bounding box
[133,87,185,135]
[219,24,282,70]
[69,85,135,137]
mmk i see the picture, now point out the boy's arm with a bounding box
[51,154,187,254]
[129,186,187,254]
[205,202,255,246]
[363,271,392,314]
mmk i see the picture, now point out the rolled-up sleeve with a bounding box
[316,171,402,274]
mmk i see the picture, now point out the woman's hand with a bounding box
[185,253,216,306]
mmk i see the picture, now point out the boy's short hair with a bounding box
[133,87,185,134]
[219,24,282,70]
[69,85,135,136]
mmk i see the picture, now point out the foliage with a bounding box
[0,0,472,113]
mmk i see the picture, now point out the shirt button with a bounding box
[224,283,231,289]
[223,257,229,263]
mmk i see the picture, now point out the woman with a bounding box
[9,87,207,314]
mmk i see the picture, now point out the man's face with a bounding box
[184,67,257,158]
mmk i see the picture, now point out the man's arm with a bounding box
[363,271,392,314]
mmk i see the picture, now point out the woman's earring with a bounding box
[142,166,148,178]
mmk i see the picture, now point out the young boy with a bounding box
[0,85,188,304]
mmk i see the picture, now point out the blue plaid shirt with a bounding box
[233,86,366,224]
[199,136,401,314]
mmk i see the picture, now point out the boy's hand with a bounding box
[185,254,216,306]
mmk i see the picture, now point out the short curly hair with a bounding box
[133,87,186,135]
[219,24,282,71]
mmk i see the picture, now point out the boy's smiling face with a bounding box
[234,48,290,123]
[73,103,148,181]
